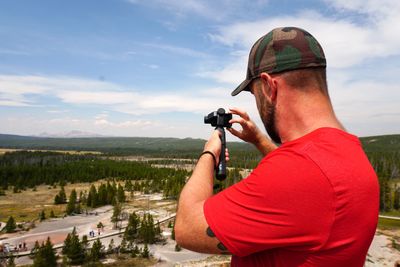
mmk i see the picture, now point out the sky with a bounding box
[1,0,400,139]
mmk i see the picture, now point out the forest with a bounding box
[0,133,400,212]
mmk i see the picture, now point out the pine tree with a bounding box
[33,237,57,267]
[66,189,77,215]
[89,238,104,262]
[31,240,41,256]
[62,233,71,256]
[117,183,126,203]
[120,238,128,254]
[4,216,17,233]
[54,186,67,204]
[382,178,393,212]
[98,184,107,206]
[111,202,122,229]
[39,210,46,221]
[124,212,139,242]
[63,227,85,265]
[141,243,150,258]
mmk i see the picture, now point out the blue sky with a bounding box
[1,0,400,139]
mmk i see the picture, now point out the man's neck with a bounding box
[277,92,345,143]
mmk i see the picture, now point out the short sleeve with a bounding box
[203,150,335,257]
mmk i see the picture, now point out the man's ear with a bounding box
[260,73,278,102]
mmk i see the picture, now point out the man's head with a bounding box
[232,27,328,144]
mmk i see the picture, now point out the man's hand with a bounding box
[227,107,277,156]
[203,130,230,166]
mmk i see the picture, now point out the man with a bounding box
[175,27,379,266]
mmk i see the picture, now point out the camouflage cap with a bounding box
[231,27,326,96]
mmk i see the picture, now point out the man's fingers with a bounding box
[229,107,250,120]
[229,117,247,126]
[227,127,242,138]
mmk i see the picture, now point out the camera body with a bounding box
[204,108,232,128]
[204,108,231,181]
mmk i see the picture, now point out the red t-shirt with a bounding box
[204,128,379,267]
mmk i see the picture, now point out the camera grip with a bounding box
[216,127,227,180]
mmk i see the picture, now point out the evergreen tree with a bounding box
[79,191,86,207]
[88,239,104,262]
[382,178,392,212]
[125,180,133,196]
[108,238,115,253]
[117,183,126,203]
[39,210,46,221]
[33,237,57,267]
[123,212,139,242]
[66,189,77,215]
[54,186,67,204]
[31,240,41,256]
[111,202,122,229]
[50,210,56,218]
[59,186,67,203]
[87,185,98,208]
[63,227,85,265]
[119,238,128,253]
[130,244,139,258]
[138,213,156,244]
[4,216,17,233]
[62,233,71,256]
[141,243,150,258]
[98,184,107,206]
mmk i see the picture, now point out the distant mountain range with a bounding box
[0,132,399,155]
[35,130,107,138]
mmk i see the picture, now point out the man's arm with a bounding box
[174,131,230,254]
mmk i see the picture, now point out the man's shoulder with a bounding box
[265,127,361,160]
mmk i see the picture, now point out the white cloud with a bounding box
[206,0,400,83]
[58,91,139,105]
[0,74,257,117]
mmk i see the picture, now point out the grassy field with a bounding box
[0,179,177,225]
[0,148,101,155]
[378,217,400,230]
[0,180,108,223]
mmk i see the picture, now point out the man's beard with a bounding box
[260,101,281,145]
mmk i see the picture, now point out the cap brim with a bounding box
[231,79,252,96]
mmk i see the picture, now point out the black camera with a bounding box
[204,108,232,180]
[204,108,232,128]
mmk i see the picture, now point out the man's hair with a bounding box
[278,67,328,95]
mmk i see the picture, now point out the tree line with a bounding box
[368,151,400,212]
[0,151,188,199]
